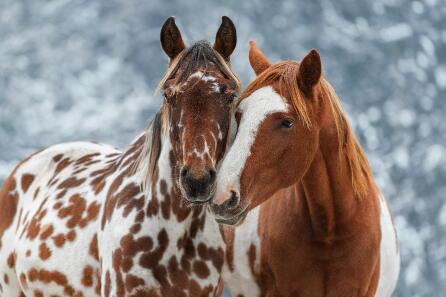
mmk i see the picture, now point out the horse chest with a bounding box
[226,197,392,297]
[223,207,262,297]
[98,176,225,297]
[258,208,388,297]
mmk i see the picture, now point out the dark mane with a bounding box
[157,40,240,91]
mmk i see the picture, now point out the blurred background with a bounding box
[0,0,445,296]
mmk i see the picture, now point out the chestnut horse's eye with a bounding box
[280,119,294,129]
[228,94,236,103]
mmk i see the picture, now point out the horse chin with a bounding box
[179,185,214,205]
[184,195,212,205]
[215,209,248,226]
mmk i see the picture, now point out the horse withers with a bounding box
[0,16,239,297]
[211,41,400,297]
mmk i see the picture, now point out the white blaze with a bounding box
[215,86,289,204]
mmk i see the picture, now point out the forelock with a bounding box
[157,40,240,94]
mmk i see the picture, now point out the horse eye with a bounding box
[164,88,174,100]
[228,94,236,103]
[280,119,294,129]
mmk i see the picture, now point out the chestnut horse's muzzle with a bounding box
[210,190,248,225]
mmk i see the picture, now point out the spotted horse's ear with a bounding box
[297,49,322,97]
[213,16,237,61]
[248,40,271,76]
[160,16,186,60]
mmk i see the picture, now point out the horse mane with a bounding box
[132,109,165,193]
[156,40,241,93]
[240,61,374,197]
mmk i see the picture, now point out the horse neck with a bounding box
[296,128,376,242]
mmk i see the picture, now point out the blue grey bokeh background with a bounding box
[1,0,445,296]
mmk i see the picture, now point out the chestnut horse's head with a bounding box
[211,41,372,225]
[158,17,240,204]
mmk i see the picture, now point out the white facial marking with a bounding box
[215,86,289,205]
[183,71,219,93]
[211,82,220,93]
[187,136,212,161]
[181,126,187,155]
[189,71,217,82]
[178,110,184,128]
[189,71,204,80]
[217,123,223,140]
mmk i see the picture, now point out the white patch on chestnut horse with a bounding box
[214,86,289,206]
[222,207,262,297]
[376,194,401,297]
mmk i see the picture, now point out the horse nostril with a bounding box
[224,190,240,210]
[181,167,215,199]
[208,169,216,184]
[180,167,188,179]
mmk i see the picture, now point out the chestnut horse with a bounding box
[0,17,239,296]
[211,42,400,297]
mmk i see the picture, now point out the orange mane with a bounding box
[239,61,375,197]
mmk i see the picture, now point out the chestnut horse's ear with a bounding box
[297,49,322,96]
[160,16,186,60]
[213,16,237,61]
[249,41,271,76]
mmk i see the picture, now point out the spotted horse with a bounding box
[212,42,400,297]
[0,16,240,297]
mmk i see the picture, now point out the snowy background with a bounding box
[1,0,445,296]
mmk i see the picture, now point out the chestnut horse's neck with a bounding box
[297,127,377,242]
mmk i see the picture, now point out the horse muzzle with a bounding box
[210,190,248,225]
[179,165,216,204]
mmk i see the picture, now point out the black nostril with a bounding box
[180,167,188,179]
[208,169,216,184]
[181,167,215,198]
[224,190,240,210]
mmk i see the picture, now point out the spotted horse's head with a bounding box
[154,16,240,204]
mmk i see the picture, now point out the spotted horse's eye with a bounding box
[280,118,294,129]
[165,85,177,98]
[219,83,237,104]
[228,93,237,103]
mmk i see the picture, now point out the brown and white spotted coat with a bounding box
[0,142,118,297]
[0,16,239,297]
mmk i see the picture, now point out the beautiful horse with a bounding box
[211,42,400,297]
[0,16,240,297]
